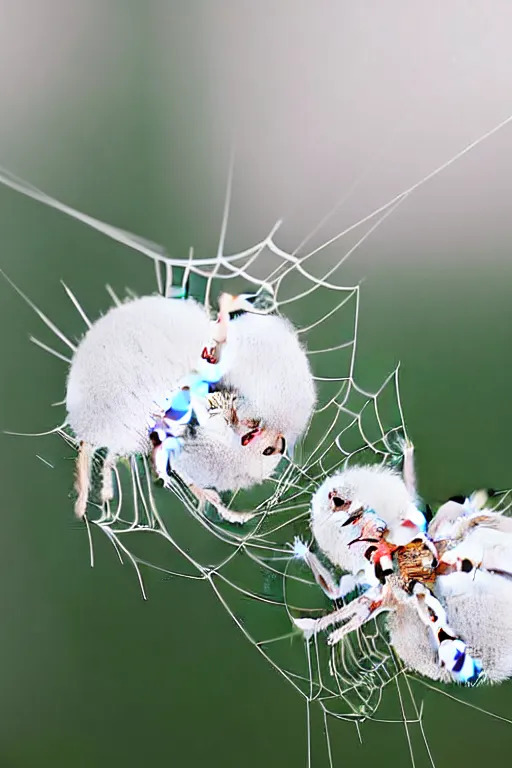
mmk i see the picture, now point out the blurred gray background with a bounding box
[0,2,512,766]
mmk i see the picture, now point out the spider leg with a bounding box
[412,582,450,637]
[189,484,256,524]
[101,450,116,504]
[149,426,184,485]
[294,584,384,640]
[412,583,482,684]
[74,441,92,518]
[327,598,388,646]
[429,499,467,541]
[401,437,417,498]
[292,540,345,599]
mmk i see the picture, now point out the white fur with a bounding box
[388,569,512,684]
[172,412,282,491]
[66,295,210,455]
[220,312,316,443]
[428,500,467,541]
[311,464,417,575]
[306,463,512,684]
[430,502,512,576]
[388,509,512,683]
[66,295,313,495]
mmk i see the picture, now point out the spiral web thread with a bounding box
[3,111,512,767]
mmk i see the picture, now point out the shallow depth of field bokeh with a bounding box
[0,3,512,767]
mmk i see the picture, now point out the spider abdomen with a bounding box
[65,295,210,455]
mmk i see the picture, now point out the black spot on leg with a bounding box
[374,561,386,585]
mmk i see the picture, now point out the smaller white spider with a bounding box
[292,442,490,685]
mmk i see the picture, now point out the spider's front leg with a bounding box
[188,484,256,524]
[326,584,389,645]
[292,537,359,600]
[293,584,385,642]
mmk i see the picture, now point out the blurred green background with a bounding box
[0,2,512,766]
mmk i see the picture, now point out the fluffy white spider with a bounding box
[66,287,315,524]
[293,443,512,685]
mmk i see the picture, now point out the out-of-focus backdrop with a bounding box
[0,2,512,766]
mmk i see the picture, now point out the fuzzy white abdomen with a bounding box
[66,295,210,455]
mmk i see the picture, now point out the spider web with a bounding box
[2,115,512,768]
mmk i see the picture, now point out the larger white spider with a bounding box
[293,443,512,685]
[66,286,316,524]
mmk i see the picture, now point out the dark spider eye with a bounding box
[262,446,275,456]
[241,429,258,446]
[331,496,345,508]
[278,436,286,455]
[461,558,473,573]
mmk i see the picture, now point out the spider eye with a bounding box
[262,446,275,456]
[331,496,345,509]
[241,429,259,446]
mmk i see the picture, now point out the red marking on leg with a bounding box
[372,540,397,567]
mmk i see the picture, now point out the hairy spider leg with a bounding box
[188,484,256,525]
[101,450,116,503]
[293,583,387,642]
[292,538,361,600]
[75,441,92,518]
[412,582,482,684]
